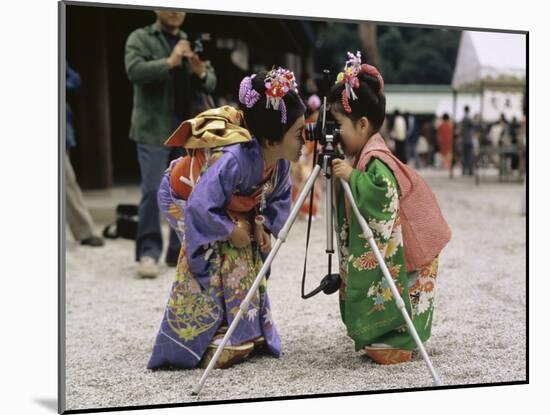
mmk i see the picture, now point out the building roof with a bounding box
[452,31,526,92]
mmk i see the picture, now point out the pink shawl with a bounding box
[352,133,451,272]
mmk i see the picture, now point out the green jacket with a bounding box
[125,22,217,145]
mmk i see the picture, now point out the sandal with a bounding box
[214,326,266,353]
[364,344,413,365]
[200,340,255,369]
[252,336,266,354]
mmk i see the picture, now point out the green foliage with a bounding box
[314,23,362,74]
[315,24,460,84]
[379,26,460,84]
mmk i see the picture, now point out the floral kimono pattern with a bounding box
[147,138,290,369]
[336,158,438,351]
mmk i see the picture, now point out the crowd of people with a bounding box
[377,107,526,177]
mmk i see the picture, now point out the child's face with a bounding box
[331,110,369,156]
[279,115,306,162]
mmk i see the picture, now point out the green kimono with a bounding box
[336,158,438,351]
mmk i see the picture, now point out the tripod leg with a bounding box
[191,165,324,396]
[340,179,443,386]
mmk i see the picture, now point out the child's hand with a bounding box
[229,223,251,248]
[332,158,354,182]
[254,224,272,254]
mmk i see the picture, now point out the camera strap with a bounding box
[301,139,322,299]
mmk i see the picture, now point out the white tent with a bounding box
[451,31,526,122]
[452,31,526,91]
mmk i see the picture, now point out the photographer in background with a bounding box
[125,10,216,278]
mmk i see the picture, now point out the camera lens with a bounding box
[304,123,316,142]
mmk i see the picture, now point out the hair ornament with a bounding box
[336,51,384,112]
[238,74,262,108]
[264,67,299,124]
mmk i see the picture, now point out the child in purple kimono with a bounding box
[147,68,306,369]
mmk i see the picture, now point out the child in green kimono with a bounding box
[329,52,450,364]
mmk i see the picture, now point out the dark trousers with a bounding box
[462,143,474,176]
[394,139,408,164]
[135,143,183,262]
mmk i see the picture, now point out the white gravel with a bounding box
[64,170,526,411]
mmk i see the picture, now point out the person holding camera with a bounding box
[125,10,216,278]
[330,52,450,365]
[146,68,306,370]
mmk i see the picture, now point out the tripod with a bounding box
[191,139,443,396]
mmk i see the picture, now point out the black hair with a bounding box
[240,71,305,146]
[442,113,450,121]
[328,71,386,133]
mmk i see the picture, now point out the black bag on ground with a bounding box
[102,204,138,240]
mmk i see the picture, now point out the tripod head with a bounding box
[304,105,342,149]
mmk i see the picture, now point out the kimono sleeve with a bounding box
[184,152,240,277]
[262,160,291,237]
[348,158,400,241]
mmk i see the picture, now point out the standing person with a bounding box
[65,63,104,248]
[147,68,306,369]
[460,106,475,176]
[405,112,420,167]
[509,116,520,172]
[390,109,407,163]
[519,113,526,216]
[125,10,217,278]
[421,118,437,167]
[415,133,430,167]
[378,116,394,151]
[437,113,454,171]
[329,52,451,364]
[487,113,504,166]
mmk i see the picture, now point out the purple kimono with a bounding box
[147,138,291,369]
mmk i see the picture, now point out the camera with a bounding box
[192,33,211,61]
[303,104,342,148]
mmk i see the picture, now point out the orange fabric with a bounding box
[291,130,320,216]
[354,134,451,272]
[437,121,454,155]
[292,184,318,216]
[169,149,207,201]
[364,348,413,364]
[170,156,274,220]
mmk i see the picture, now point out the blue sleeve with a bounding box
[66,64,81,92]
[184,152,240,277]
[262,160,291,237]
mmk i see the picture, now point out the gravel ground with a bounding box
[64,170,526,411]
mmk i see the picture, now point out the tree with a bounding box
[314,23,361,74]
[358,23,379,66]
[314,23,460,85]
[378,26,406,83]
[378,27,460,84]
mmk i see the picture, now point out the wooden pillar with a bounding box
[67,6,113,189]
